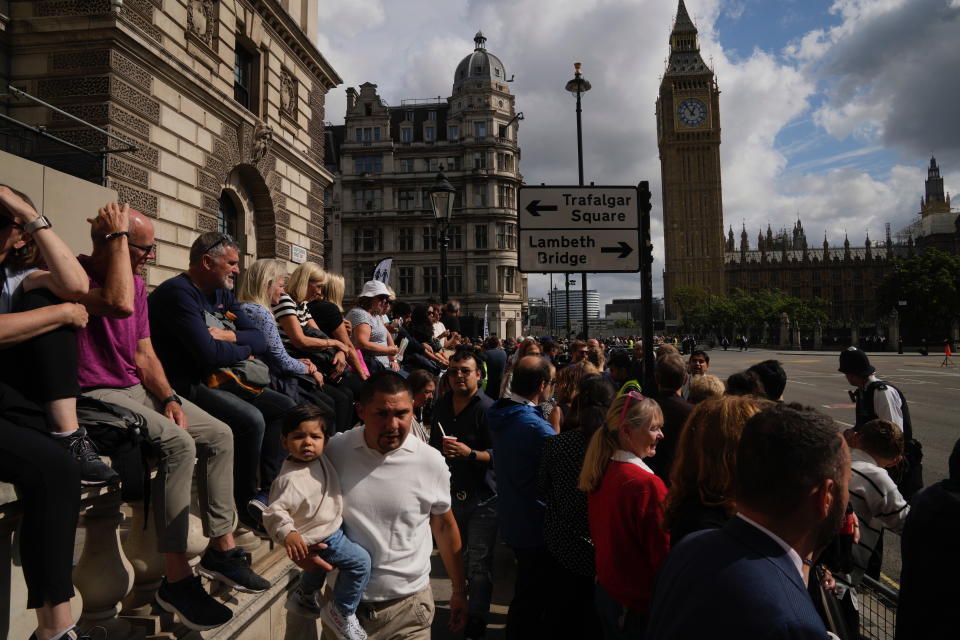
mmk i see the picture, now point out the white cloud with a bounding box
[316,0,958,307]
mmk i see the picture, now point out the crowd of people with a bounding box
[1,187,954,640]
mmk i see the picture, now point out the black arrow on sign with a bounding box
[525,200,557,217]
[601,241,633,259]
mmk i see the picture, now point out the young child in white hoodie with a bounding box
[264,404,371,640]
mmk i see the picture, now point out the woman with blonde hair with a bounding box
[289,263,366,379]
[579,392,669,639]
[687,374,725,404]
[663,394,773,545]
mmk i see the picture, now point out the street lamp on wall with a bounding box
[429,169,455,302]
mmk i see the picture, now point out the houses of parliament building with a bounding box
[659,1,958,335]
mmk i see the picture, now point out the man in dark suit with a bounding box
[647,404,850,639]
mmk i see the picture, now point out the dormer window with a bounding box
[494,68,501,77]
[364,103,373,116]
[400,128,412,142]
[406,110,414,121]
[428,110,437,121]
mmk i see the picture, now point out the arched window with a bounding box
[218,191,240,238]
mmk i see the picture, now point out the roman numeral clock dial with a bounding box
[678,98,707,127]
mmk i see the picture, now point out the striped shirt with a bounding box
[845,448,910,588]
[271,293,311,350]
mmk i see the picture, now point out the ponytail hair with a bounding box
[578,393,662,493]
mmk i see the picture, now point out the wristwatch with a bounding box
[468,449,477,461]
[22,216,52,234]
[104,231,129,241]
[161,394,183,406]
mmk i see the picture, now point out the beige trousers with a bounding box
[351,585,435,640]
[84,384,235,552]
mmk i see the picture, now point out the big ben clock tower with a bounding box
[658,0,725,318]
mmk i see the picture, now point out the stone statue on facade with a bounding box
[252,121,274,163]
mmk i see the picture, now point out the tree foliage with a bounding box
[877,248,960,325]
[674,286,830,335]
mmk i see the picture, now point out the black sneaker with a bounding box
[57,427,120,486]
[199,547,270,593]
[237,511,269,538]
[155,576,232,631]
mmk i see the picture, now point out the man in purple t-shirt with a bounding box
[76,204,267,631]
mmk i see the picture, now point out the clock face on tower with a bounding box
[677,98,708,127]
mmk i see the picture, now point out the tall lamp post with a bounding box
[566,62,592,338]
[429,170,455,303]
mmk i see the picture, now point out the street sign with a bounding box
[518,186,640,229]
[517,185,641,273]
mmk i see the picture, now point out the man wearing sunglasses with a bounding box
[75,208,268,629]
[148,232,296,548]
[429,349,496,639]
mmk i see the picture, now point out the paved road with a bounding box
[427,348,959,635]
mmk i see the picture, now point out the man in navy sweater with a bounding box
[148,231,294,532]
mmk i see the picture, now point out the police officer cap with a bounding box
[838,346,875,376]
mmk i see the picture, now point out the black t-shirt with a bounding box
[441,314,461,334]
[429,389,494,494]
[306,300,345,336]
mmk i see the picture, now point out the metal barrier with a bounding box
[859,575,899,640]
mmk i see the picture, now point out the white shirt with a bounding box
[736,513,805,582]
[509,392,537,407]
[325,426,451,601]
[864,375,904,429]
[263,456,343,546]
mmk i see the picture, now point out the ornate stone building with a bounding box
[658,0,726,317]
[1,0,340,286]
[325,32,526,339]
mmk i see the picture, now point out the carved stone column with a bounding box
[74,490,139,638]
[779,313,790,348]
[851,324,859,348]
[791,322,801,350]
[121,502,164,613]
[814,323,823,351]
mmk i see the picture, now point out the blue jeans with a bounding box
[453,492,498,619]
[299,528,372,615]
[595,582,647,640]
[188,384,295,508]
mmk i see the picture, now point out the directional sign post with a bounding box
[517,185,641,273]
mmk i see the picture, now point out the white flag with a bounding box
[483,304,489,338]
[372,257,393,284]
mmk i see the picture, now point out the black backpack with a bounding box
[76,396,155,502]
[862,381,923,499]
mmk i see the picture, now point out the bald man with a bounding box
[75,204,267,631]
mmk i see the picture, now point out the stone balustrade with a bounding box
[2,476,300,640]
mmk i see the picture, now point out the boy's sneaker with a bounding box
[198,547,270,593]
[247,491,269,521]
[284,585,324,618]
[57,427,120,486]
[320,602,368,640]
[155,575,232,631]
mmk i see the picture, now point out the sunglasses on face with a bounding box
[129,240,156,254]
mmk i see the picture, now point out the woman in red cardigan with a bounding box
[579,391,669,639]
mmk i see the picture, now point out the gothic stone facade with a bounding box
[1,0,340,285]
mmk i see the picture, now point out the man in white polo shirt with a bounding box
[325,371,467,638]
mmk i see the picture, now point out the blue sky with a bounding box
[316,0,960,308]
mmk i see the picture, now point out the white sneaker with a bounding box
[284,586,324,618]
[320,602,367,640]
